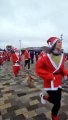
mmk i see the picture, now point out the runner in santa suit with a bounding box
[0,51,4,65]
[38,50,46,59]
[24,49,30,69]
[3,49,8,61]
[36,37,68,120]
[10,50,21,77]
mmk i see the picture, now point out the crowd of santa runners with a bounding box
[0,47,46,77]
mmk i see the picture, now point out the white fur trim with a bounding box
[51,80,54,90]
[51,38,59,47]
[53,53,64,73]
[13,63,20,66]
[47,54,57,69]
[47,53,64,73]
[48,38,59,47]
[43,86,62,91]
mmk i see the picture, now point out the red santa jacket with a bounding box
[39,51,45,59]
[24,50,30,60]
[36,53,68,91]
[11,53,19,64]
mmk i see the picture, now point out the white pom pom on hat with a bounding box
[47,37,60,47]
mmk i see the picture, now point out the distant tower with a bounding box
[60,34,63,40]
[60,34,64,53]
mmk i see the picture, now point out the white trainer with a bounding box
[40,93,46,104]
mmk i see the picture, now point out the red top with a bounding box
[11,53,19,63]
[36,53,68,90]
[24,50,30,60]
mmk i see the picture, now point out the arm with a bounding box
[35,56,54,81]
[61,64,68,76]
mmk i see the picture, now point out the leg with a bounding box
[24,60,28,67]
[47,89,61,120]
[28,59,30,69]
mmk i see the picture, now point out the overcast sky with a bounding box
[0,0,68,51]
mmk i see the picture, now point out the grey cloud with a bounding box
[0,0,68,51]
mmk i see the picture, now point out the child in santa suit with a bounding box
[10,50,21,77]
[36,37,68,120]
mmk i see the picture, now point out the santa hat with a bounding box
[47,37,60,47]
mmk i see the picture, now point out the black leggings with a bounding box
[24,59,30,69]
[47,88,62,116]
